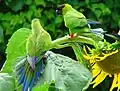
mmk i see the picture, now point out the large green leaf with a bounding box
[1,28,31,74]
[35,51,92,91]
[0,73,15,91]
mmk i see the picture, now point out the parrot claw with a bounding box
[66,34,71,39]
[74,33,77,37]
[67,33,78,39]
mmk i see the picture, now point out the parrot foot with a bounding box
[67,33,77,39]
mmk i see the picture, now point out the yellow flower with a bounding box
[83,46,120,91]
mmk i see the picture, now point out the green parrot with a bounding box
[56,4,104,67]
[16,19,52,91]
[56,4,103,40]
[26,18,52,69]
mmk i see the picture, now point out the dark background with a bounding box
[0,0,119,90]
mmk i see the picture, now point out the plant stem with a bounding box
[51,35,95,49]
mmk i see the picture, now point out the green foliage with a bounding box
[91,3,111,19]
[0,25,4,43]
[0,73,15,91]
[5,0,25,12]
[0,0,119,53]
[2,28,31,74]
[2,21,93,90]
[0,0,120,39]
[0,0,120,91]
[0,0,65,40]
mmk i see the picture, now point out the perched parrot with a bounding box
[26,19,52,69]
[16,19,52,91]
[56,4,104,67]
[56,4,103,40]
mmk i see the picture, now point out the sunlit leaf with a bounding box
[0,73,15,91]
[1,28,31,74]
[35,51,92,91]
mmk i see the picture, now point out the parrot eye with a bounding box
[56,4,65,15]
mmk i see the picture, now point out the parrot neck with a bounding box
[32,23,44,36]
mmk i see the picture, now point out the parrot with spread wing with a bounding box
[16,19,52,91]
[56,4,105,66]
[26,19,52,69]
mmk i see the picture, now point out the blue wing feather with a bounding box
[16,55,45,91]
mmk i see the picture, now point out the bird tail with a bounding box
[87,19,101,25]
[105,34,120,40]
[15,56,44,91]
[81,28,106,42]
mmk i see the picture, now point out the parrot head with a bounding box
[31,18,40,29]
[31,18,44,35]
[56,4,72,15]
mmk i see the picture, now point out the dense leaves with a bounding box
[0,0,119,61]
[1,0,120,42]
[0,25,4,43]
[5,0,25,12]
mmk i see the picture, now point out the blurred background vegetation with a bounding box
[0,0,119,90]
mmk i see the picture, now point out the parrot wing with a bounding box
[16,56,44,91]
[64,11,88,29]
[64,12,101,31]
